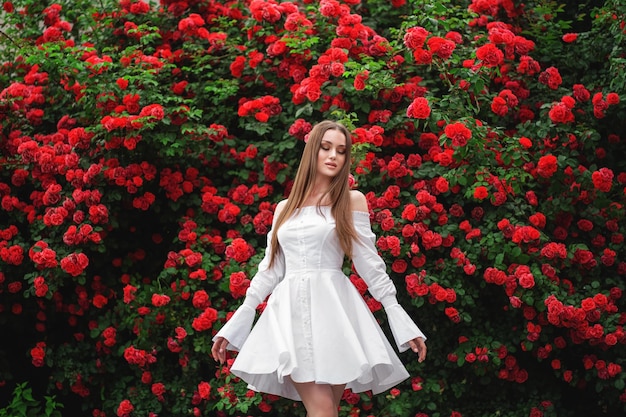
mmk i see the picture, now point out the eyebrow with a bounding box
[321,140,346,147]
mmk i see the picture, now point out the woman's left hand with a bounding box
[408,337,427,362]
[211,336,230,364]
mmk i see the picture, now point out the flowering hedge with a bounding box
[1,0,625,416]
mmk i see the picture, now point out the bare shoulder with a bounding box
[274,199,288,217]
[349,190,369,212]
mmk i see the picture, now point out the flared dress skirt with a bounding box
[229,268,410,401]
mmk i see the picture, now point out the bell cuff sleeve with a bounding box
[384,303,427,352]
[212,304,256,351]
[212,226,285,351]
[351,211,427,352]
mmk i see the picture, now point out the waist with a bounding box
[284,267,343,275]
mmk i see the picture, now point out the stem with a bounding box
[0,28,20,48]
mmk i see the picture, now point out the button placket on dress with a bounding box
[296,215,314,374]
[295,213,314,379]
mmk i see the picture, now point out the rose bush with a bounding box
[1,0,625,416]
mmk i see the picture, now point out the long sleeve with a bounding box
[351,211,426,352]
[212,226,286,351]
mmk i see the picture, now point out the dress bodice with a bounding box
[276,205,345,273]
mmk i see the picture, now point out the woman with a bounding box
[211,120,427,417]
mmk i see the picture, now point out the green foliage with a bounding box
[0,383,63,417]
[1,0,625,416]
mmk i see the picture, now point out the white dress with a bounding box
[213,205,426,401]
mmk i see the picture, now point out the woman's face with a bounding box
[316,129,347,180]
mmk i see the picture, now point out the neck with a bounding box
[304,183,332,206]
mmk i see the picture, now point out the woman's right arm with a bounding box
[211,201,287,362]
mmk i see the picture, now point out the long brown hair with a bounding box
[268,120,358,267]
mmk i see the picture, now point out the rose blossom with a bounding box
[444,122,472,147]
[476,43,504,67]
[536,154,558,178]
[406,97,431,119]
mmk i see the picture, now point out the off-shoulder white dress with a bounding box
[213,205,426,401]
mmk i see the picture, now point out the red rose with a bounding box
[391,259,407,273]
[512,226,540,243]
[304,81,322,102]
[123,285,137,304]
[406,97,431,119]
[476,43,504,67]
[191,307,218,332]
[400,204,417,222]
[30,342,46,367]
[444,122,472,147]
[148,382,164,398]
[573,249,597,269]
[412,48,432,65]
[548,102,574,124]
[538,67,562,90]
[525,191,538,205]
[484,267,507,285]
[427,36,456,59]
[562,33,578,43]
[384,236,401,256]
[183,251,202,267]
[60,252,89,276]
[517,55,541,75]
[445,307,460,323]
[229,271,250,299]
[591,167,613,192]
[576,219,593,232]
[139,103,165,121]
[117,399,134,417]
[434,177,449,193]
[540,242,567,259]
[518,273,535,289]
[192,290,210,309]
[349,275,368,295]
[529,213,546,228]
[3,1,14,13]
[421,230,442,250]
[354,70,369,91]
[606,92,620,105]
[197,381,211,400]
[490,96,509,116]
[573,84,590,102]
[151,294,171,307]
[473,186,489,200]
[225,238,254,262]
[403,26,429,49]
[380,216,395,231]
[229,56,245,77]
[536,154,558,178]
[92,294,108,308]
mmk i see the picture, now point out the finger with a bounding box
[219,339,229,363]
[211,337,225,362]
[216,339,226,363]
[417,340,427,362]
[408,339,418,353]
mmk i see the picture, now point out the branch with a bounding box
[0,28,20,48]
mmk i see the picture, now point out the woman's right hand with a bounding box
[211,336,230,364]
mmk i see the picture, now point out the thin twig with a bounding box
[0,28,20,48]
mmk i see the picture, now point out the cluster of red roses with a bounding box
[237,95,283,122]
[1,0,626,415]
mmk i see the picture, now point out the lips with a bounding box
[325,162,337,168]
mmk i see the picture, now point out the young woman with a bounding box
[211,120,427,417]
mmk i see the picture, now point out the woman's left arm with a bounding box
[350,191,427,361]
